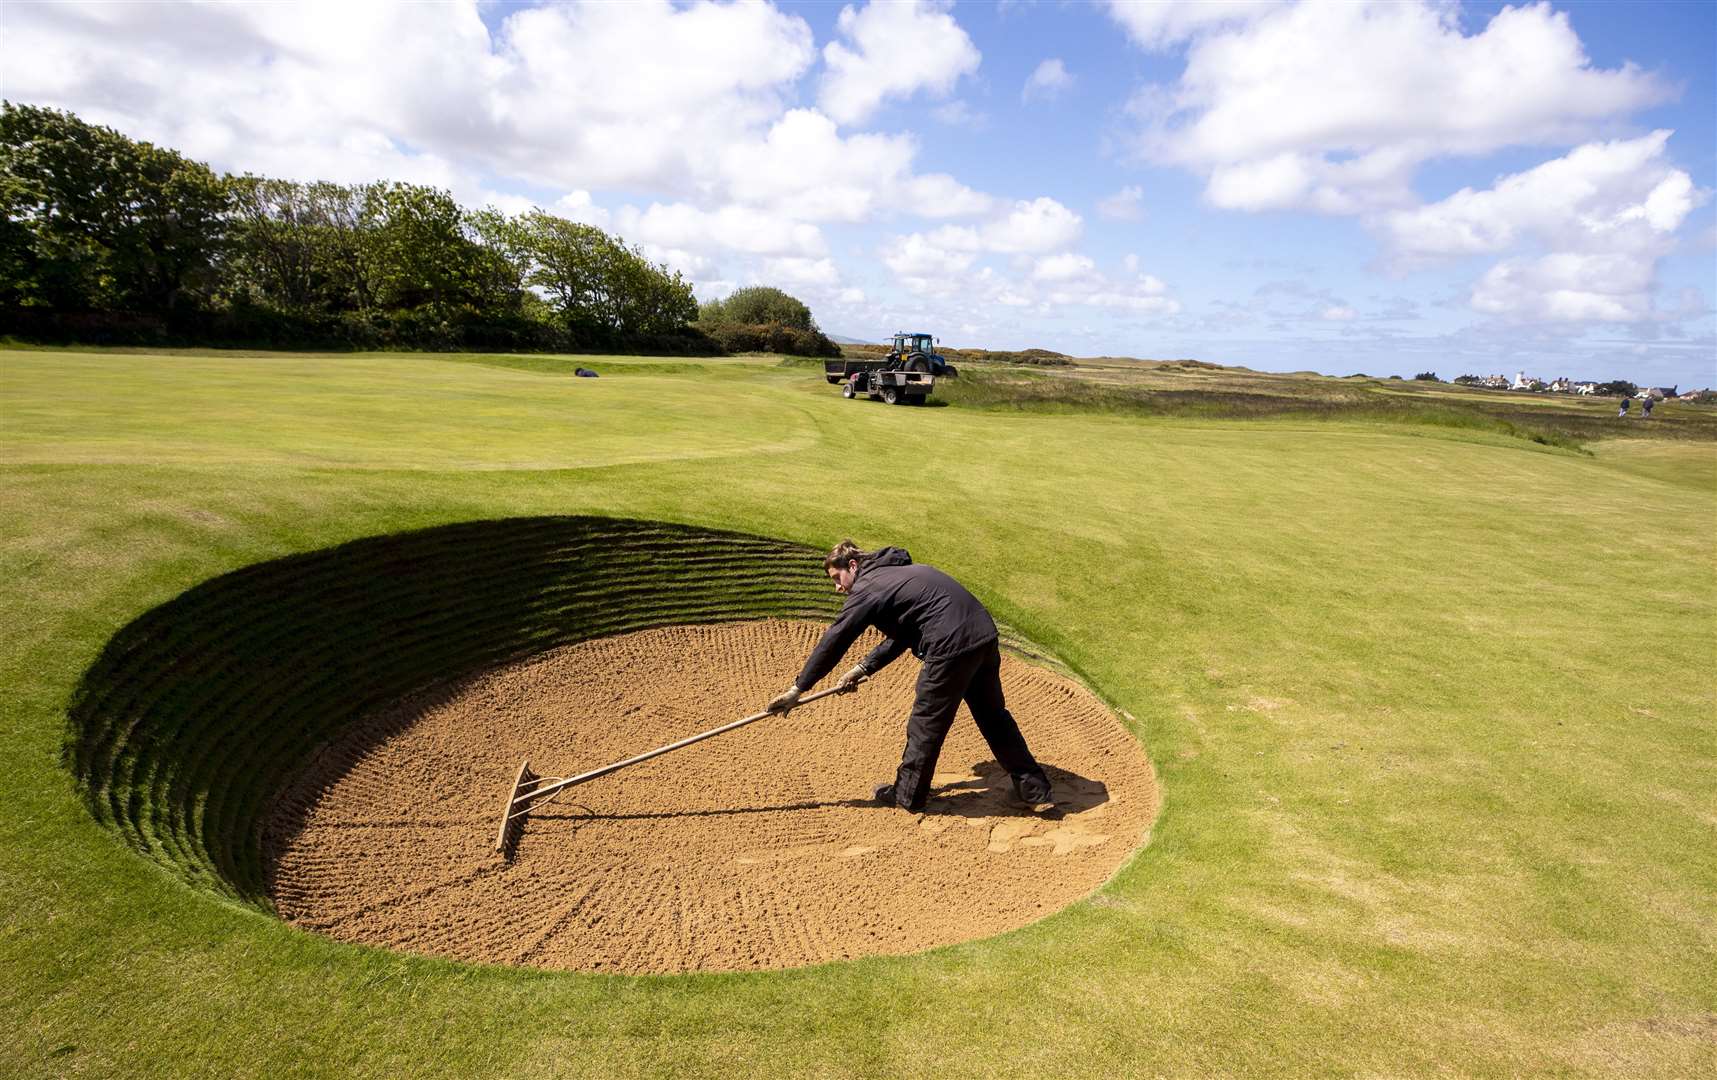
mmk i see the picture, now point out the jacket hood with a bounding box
[860,546,912,571]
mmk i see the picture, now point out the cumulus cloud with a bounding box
[1117,0,1673,214]
[886,229,1178,316]
[1098,185,1146,221]
[0,0,816,201]
[883,233,979,278]
[1032,253,1097,282]
[617,202,827,258]
[921,197,1084,254]
[1379,131,1698,262]
[1023,58,1072,102]
[819,0,981,125]
[1380,132,1706,322]
[761,257,843,287]
[0,0,1019,292]
[1104,0,1282,50]
[554,190,612,228]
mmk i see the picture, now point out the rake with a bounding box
[494,678,867,856]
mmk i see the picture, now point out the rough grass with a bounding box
[2,348,1713,1078]
[937,360,1717,452]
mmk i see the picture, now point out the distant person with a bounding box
[1618,398,1630,417]
[1643,396,1655,418]
[766,540,1054,812]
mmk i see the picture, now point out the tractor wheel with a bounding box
[880,386,900,405]
[906,354,931,373]
[842,382,856,399]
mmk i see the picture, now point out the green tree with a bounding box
[507,210,693,339]
[0,101,229,313]
[699,285,816,330]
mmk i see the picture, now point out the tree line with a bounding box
[1,103,836,356]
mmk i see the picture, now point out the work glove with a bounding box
[835,665,868,692]
[767,685,802,715]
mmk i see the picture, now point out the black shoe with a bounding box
[1014,773,1052,806]
[872,782,897,806]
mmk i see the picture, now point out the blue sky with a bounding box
[3,1,1712,387]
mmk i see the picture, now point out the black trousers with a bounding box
[892,639,1048,811]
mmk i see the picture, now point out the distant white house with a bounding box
[1575,382,1599,395]
[1512,371,1546,391]
[1547,377,1572,393]
[1639,386,1678,400]
[1481,374,1511,389]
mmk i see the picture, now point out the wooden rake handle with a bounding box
[510,677,869,810]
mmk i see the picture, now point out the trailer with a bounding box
[822,332,957,405]
[823,359,935,405]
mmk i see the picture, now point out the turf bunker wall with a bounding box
[64,516,849,908]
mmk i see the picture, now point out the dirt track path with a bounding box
[264,621,1157,973]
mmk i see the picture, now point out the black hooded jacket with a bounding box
[794,547,999,691]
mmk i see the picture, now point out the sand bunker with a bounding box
[264,620,1156,973]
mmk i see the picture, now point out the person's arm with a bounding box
[794,593,877,690]
[858,635,908,676]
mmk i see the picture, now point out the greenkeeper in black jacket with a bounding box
[767,540,1053,812]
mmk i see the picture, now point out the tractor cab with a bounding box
[886,332,957,377]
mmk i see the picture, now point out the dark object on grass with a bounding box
[575,367,598,377]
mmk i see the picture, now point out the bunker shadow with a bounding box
[533,760,1109,828]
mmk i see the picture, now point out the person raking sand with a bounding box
[767,540,1054,811]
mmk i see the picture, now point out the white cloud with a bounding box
[761,257,842,287]
[883,233,978,278]
[0,0,818,202]
[1023,58,1072,102]
[1320,305,1358,321]
[819,0,981,125]
[922,197,1083,254]
[1104,0,1282,50]
[1098,185,1146,220]
[618,202,827,258]
[719,109,913,223]
[1122,0,1673,214]
[900,173,998,218]
[1380,131,1706,323]
[1381,131,1697,261]
[0,0,1020,295]
[1032,253,1097,282]
[554,189,612,228]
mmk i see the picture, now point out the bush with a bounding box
[1414,371,1440,381]
[699,286,816,331]
[702,321,839,357]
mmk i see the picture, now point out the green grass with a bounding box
[2,348,1714,1078]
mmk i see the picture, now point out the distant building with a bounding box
[1575,382,1599,395]
[1481,374,1511,389]
[1547,377,1572,393]
[1638,386,1678,400]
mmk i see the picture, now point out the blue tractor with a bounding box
[885,332,957,377]
[822,331,959,405]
